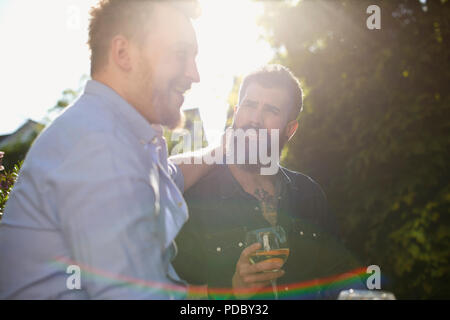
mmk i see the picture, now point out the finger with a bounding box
[248,259,284,274]
[243,270,285,284]
[240,243,261,261]
[237,262,258,278]
[238,257,283,278]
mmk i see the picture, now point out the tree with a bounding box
[0,160,21,218]
[255,0,449,298]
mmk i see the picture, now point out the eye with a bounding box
[266,107,280,115]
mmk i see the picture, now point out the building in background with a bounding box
[165,108,208,156]
[0,119,44,149]
[0,120,45,171]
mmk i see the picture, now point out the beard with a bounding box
[230,123,287,172]
[151,84,184,129]
[134,56,184,129]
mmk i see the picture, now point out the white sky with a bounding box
[0,0,274,143]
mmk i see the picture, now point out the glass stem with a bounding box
[271,279,278,300]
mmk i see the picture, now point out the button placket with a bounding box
[145,143,160,216]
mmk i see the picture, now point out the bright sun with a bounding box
[184,0,274,144]
[0,0,274,140]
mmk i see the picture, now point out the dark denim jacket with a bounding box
[173,165,365,299]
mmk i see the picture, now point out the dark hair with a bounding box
[238,64,303,121]
[88,0,200,75]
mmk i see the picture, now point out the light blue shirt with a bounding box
[0,80,189,299]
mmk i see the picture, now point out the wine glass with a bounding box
[245,226,289,299]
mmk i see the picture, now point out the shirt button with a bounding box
[254,206,259,211]
[177,202,183,207]
[216,247,222,252]
[238,242,243,248]
[313,233,317,238]
[299,231,304,236]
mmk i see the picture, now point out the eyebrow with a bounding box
[242,99,281,112]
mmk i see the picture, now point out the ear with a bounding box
[110,35,133,72]
[285,119,298,141]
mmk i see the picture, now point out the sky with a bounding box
[0,0,275,143]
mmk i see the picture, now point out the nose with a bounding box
[249,107,263,128]
[186,59,200,84]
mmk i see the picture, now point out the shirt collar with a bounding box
[84,80,161,144]
[217,165,294,200]
[279,166,293,185]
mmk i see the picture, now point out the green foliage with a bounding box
[165,109,208,156]
[0,132,39,172]
[256,0,450,298]
[0,160,22,219]
[48,75,89,113]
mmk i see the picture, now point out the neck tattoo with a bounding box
[254,188,278,226]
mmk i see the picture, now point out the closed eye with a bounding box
[265,105,280,114]
[241,100,258,108]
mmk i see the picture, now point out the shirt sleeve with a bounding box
[167,161,184,193]
[51,133,186,299]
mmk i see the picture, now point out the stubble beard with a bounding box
[231,124,287,174]
[135,56,183,129]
